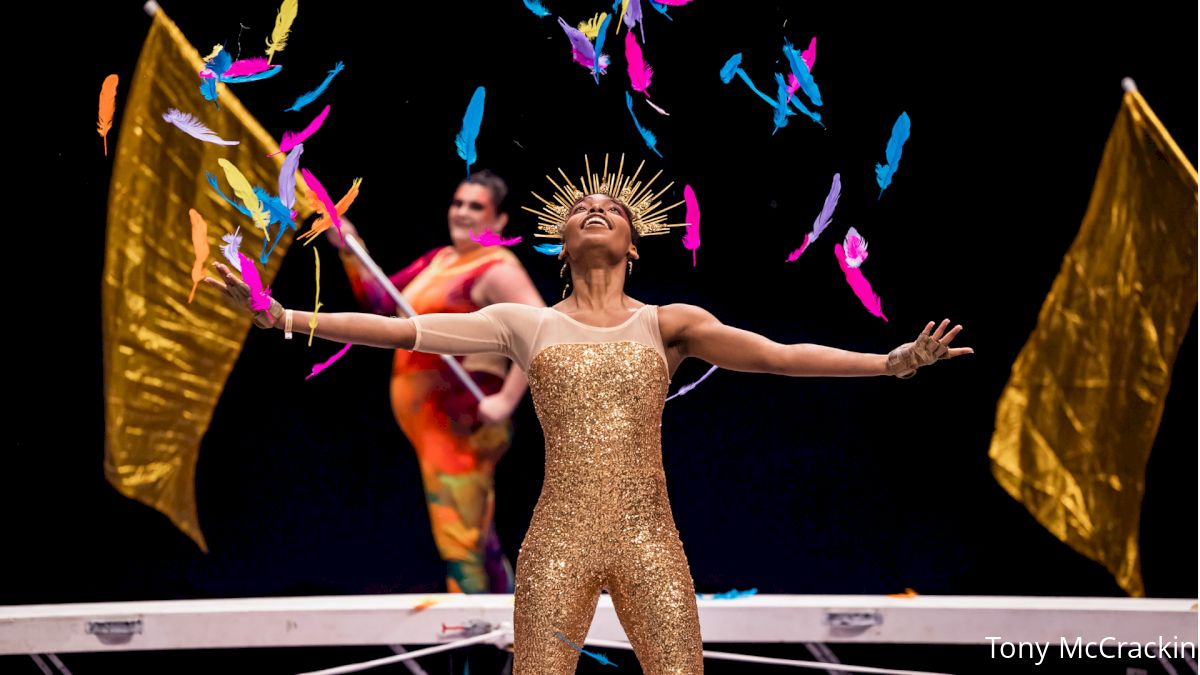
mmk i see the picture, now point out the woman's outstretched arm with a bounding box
[661,304,972,378]
[204,261,416,348]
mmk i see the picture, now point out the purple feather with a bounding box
[624,0,645,42]
[558,17,595,63]
[811,172,841,244]
[666,365,718,401]
[786,173,841,262]
[162,108,239,145]
[278,143,304,209]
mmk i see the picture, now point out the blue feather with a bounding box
[286,62,345,112]
[782,39,822,107]
[220,65,283,84]
[200,77,220,108]
[625,91,662,157]
[533,242,564,255]
[455,86,486,177]
[553,632,618,667]
[206,172,251,217]
[255,189,298,264]
[592,13,613,84]
[771,73,795,135]
[522,0,550,17]
[719,53,742,84]
[875,111,910,198]
[208,49,232,76]
[648,1,673,20]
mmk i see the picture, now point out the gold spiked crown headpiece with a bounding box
[522,154,686,239]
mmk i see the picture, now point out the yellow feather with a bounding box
[202,44,224,61]
[616,0,629,35]
[578,12,608,40]
[217,159,270,231]
[265,0,299,65]
[309,248,322,346]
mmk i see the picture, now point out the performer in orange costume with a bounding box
[327,170,544,593]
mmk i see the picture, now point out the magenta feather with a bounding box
[470,231,523,247]
[625,32,653,94]
[237,252,274,312]
[301,168,343,243]
[306,344,353,380]
[223,57,272,78]
[272,104,331,156]
[682,184,700,266]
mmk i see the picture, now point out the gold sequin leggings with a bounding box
[511,474,705,674]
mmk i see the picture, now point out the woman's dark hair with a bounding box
[461,169,509,214]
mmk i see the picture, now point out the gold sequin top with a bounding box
[411,302,672,492]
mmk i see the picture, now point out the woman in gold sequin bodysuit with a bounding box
[208,190,972,674]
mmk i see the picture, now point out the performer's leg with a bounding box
[606,529,704,674]
[512,517,604,674]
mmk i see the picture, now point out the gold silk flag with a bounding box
[102,9,314,550]
[988,90,1197,596]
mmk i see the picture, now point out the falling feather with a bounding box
[625,91,662,157]
[221,227,244,271]
[273,104,331,156]
[162,108,239,145]
[682,184,700,265]
[309,248,323,346]
[533,242,563,255]
[97,74,118,156]
[665,364,717,401]
[188,209,210,304]
[523,0,551,17]
[875,111,910,199]
[625,31,653,94]
[217,158,270,231]
[553,632,618,667]
[265,0,299,64]
[285,61,344,112]
[278,143,304,209]
[306,343,352,380]
[455,86,486,177]
[782,39,822,106]
[835,230,887,321]
[237,252,274,313]
[786,173,840,261]
[578,12,608,39]
[219,65,282,84]
[591,13,613,83]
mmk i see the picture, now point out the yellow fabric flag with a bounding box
[988,90,1197,596]
[102,9,314,551]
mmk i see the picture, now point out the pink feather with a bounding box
[470,231,522,247]
[625,32,653,94]
[237,252,274,312]
[306,343,353,380]
[645,99,670,116]
[786,38,816,103]
[843,227,869,267]
[784,233,811,262]
[682,184,700,266]
[786,74,801,103]
[302,168,343,244]
[223,57,272,78]
[835,243,887,321]
[271,104,331,156]
[800,36,817,70]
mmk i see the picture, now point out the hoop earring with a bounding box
[627,259,633,276]
[560,263,568,278]
[560,262,570,299]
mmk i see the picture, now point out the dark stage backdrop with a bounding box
[13,0,1196,615]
